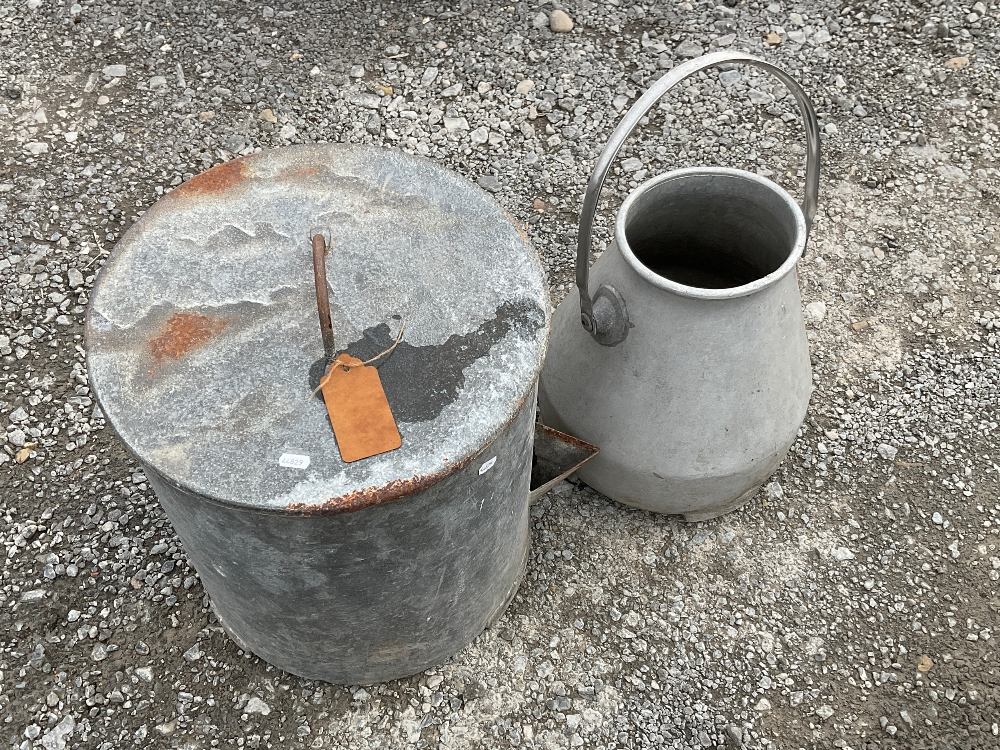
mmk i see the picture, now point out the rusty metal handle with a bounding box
[576,51,821,343]
[311,232,336,365]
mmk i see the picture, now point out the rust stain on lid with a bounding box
[276,164,321,182]
[149,312,228,362]
[173,158,249,197]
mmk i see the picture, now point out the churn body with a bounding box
[540,173,813,521]
[86,145,549,683]
[539,52,820,521]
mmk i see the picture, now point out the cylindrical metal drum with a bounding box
[86,145,549,684]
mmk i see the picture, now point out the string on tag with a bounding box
[310,321,406,397]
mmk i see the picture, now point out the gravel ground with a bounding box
[2,0,999,748]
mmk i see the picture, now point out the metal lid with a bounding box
[86,145,549,513]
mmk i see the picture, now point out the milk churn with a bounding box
[86,144,551,683]
[540,52,820,521]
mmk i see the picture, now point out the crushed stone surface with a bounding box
[2,0,999,748]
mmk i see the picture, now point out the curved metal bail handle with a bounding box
[577,51,820,335]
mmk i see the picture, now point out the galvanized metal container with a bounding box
[540,52,818,521]
[86,145,550,684]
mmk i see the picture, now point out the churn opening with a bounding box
[623,170,801,291]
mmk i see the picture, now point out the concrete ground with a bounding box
[2,0,998,748]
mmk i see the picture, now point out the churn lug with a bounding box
[590,284,630,346]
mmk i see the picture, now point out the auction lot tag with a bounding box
[320,353,402,463]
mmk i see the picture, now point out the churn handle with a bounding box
[576,51,821,345]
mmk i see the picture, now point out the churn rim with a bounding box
[615,166,808,300]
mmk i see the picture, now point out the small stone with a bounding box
[155,720,177,736]
[96,95,109,105]
[245,696,271,715]
[91,644,108,662]
[11,407,29,422]
[25,142,48,155]
[932,512,944,525]
[765,31,783,45]
[724,725,743,747]
[279,124,297,140]
[806,300,827,323]
[621,157,643,172]
[443,116,469,131]
[812,28,832,44]
[549,9,574,33]
[148,75,168,91]
[39,716,75,750]
[877,443,898,461]
[20,589,47,603]
[477,175,501,192]
[67,268,84,288]
[365,114,381,135]
[135,666,154,683]
[349,65,365,78]
[754,698,772,711]
[676,40,704,57]
[470,126,489,145]
[831,546,855,561]
[64,131,78,143]
[102,64,127,78]
[515,79,535,95]
[816,705,835,720]
[944,56,970,71]
[719,70,742,85]
[916,655,934,672]
[441,83,462,97]
[259,108,278,123]
[183,643,203,662]
[420,67,438,86]
[67,609,80,622]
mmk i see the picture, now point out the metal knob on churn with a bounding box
[86,145,550,683]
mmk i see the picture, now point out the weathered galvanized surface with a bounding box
[85,145,549,683]
[540,168,813,521]
[86,145,549,514]
[148,394,536,684]
[542,52,818,521]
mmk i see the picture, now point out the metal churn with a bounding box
[541,51,819,521]
[85,144,554,684]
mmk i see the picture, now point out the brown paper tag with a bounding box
[320,354,402,462]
